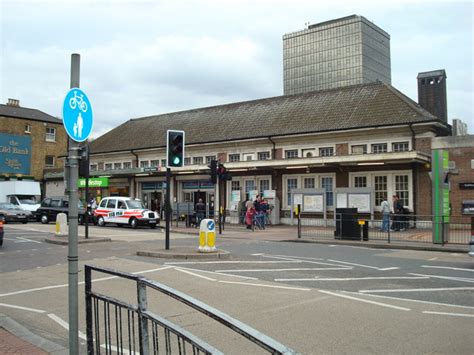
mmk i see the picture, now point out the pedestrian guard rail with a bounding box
[297,213,472,245]
[85,264,296,354]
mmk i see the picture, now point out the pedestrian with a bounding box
[254,195,265,229]
[380,196,390,232]
[391,195,403,231]
[195,198,205,227]
[245,195,255,229]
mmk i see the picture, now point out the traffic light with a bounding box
[166,130,185,168]
[209,159,217,184]
[79,144,89,178]
[217,163,232,181]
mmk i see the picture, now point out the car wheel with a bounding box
[97,216,106,227]
[130,218,138,229]
[22,220,28,224]
[41,215,49,224]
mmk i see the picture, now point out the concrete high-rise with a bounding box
[283,15,391,95]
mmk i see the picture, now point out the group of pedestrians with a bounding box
[242,195,269,230]
[380,195,408,232]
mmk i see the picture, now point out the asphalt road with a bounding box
[1,223,473,354]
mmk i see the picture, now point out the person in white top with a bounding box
[380,197,391,232]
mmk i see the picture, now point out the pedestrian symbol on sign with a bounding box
[63,88,93,142]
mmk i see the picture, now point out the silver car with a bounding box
[0,202,32,224]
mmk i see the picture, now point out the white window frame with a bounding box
[45,127,56,142]
[348,170,413,211]
[229,153,240,162]
[193,156,204,165]
[371,143,388,154]
[282,173,336,209]
[350,144,367,155]
[113,162,122,170]
[45,155,55,168]
[123,162,132,169]
[319,146,334,157]
[257,151,271,160]
[302,148,315,158]
[285,149,299,159]
[25,124,31,134]
[242,153,254,161]
[140,160,149,168]
[90,164,98,171]
[104,163,113,170]
[392,141,410,152]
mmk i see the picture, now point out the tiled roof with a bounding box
[0,104,61,124]
[90,81,443,154]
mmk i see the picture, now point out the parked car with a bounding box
[0,202,32,224]
[35,196,86,224]
[94,197,159,228]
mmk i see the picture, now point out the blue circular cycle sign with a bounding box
[62,88,93,142]
[207,220,215,231]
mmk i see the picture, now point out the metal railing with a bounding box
[85,265,296,354]
[297,213,472,245]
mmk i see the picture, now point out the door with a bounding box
[105,198,118,223]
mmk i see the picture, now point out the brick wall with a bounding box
[0,117,67,180]
[336,143,348,156]
[448,146,474,221]
[415,137,431,154]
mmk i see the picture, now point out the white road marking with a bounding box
[174,266,258,280]
[319,290,411,311]
[174,268,216,281]
[15,236,42,244]
[275,276,429,282]
[359,287,474,293]
[261,255,350,267]
[409,273,474,283]
[219,280,311,291]
[342,291,474,310]
[216,267,349,273]
[48,313,87,340]
[166,260,301,265]
[422,311,474,318]
[0,266,172,297]
[428,257,438,261]
[261,254,324,261]
[421,265,474,272]
[251,253,263,256]
[327,259,399,271]
[0,302,46,313]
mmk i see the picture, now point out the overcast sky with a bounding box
[1,0,473,137]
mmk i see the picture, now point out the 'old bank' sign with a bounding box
[0,133,31,175]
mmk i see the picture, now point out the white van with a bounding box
[0,180,41,214]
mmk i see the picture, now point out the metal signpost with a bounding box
[63,53,94,354]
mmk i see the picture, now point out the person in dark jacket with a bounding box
[195,198,206,227]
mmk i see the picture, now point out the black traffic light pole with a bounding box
[165,167,171,250]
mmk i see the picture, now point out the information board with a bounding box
[303,195,324,212]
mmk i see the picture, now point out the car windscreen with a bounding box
[126,200,145,209]
[18,195,40,204]
[0,203,17,209]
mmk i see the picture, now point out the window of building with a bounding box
[319,147,334,156]
[113,162,122,170]
[287,178,298,207]
[206,155,216,164]
[25,125,31,134]
[140,161,149,168]
[193,157,203,165]
[395,175,409,207]
[285,149,299,159]
[302,149,315,158]
[105,163,113,170]
[392,141,409,152]
[229,154,240,162]
[351,144,367,154]
[161,159,167,167]
[45,155,55,168]
[242,153,254,161]
[90,164,97,171]
[231,181,240,191]
[354,176,367,188]
[321,177,333,206]
[259,179,270,195]
[245,180,255,193]
[303,177,315,189]
[150,160,159,167]
[374,175,387,206]
[257,151,270,160]
[371,143,387,154]
[184,157,191,165]
[123,162,132,169]
[45,127,56,142]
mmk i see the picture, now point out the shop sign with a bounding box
[183,180,214,189]
[142,182,165,190]
[77,177,109,188]
[0,133,31,175]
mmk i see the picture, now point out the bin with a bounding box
[335,208,359,240]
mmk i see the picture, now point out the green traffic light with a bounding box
[173,156,181,165]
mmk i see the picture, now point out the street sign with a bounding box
[63,88,93,142]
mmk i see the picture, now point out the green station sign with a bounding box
[77,177,109,188]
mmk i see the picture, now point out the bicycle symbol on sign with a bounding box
[69,90,88,112]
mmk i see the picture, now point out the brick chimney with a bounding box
[6,98,20,107]
[417,70,447,122]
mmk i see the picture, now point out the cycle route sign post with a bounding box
[63,53,93,355]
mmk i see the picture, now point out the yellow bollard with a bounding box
[198,219,217,252]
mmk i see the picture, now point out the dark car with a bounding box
[35,196,86,224]
[0,202,32,224]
